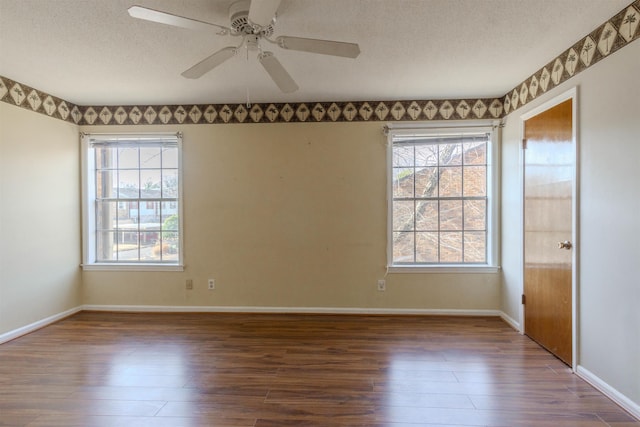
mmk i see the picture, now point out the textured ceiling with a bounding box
[0,0,632,106]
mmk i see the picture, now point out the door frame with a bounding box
[519,87,579,370]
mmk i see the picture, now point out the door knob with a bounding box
[558,240,572,250]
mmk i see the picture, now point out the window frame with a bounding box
[386,121,500,273]
[81,132,184,271]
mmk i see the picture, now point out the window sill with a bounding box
[81,263,184,272]
[388,265,500,274]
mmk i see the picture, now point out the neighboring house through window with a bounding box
[387,123,498,272]
[81,133,183,270]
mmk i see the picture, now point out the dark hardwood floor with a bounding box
[0,312,637,426]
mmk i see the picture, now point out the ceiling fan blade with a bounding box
[182,47,238,79]
[276,36,360,58]
[128,5,230,34]
[248,0,281,28]
[258,52,298,93]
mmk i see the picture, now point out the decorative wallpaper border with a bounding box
[0,77,80,124]
[1,1,638,125]
[0,75,503,125]
[503,0,640,114]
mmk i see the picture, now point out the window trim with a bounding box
[386,120,500,273]
[81,132,184,271]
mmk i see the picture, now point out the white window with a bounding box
[81,133,183,270]
[387,123,498,272]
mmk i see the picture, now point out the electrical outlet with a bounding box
[208,279,215,290]
[185,279,193,290]
[377,279,386,291]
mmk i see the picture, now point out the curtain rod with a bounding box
[382,119,502,135]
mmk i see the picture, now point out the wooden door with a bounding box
[523,98,574,366]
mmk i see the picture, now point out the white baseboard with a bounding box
[576,365,640,420]
[0,306,83,344]
[82,304,503,317]
[499,311,521,332]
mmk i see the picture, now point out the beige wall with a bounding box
[1,39,637,418]
[82,121,499,311]
[501,41,640,406]
[0,103,82,336]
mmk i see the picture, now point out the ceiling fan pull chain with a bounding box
[246,86,251,109]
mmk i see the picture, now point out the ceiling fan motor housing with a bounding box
[229,0,274,36]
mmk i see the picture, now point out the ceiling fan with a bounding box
[128,0,361,93]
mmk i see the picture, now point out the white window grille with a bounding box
[81,133,183,270]
[387,124,498,272]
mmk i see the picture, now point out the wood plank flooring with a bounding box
[0,312,637,426]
